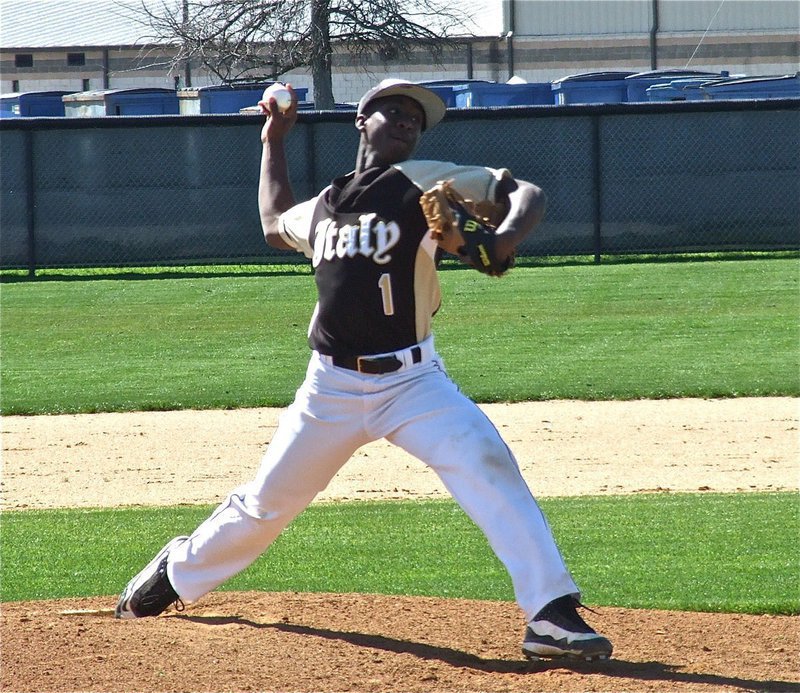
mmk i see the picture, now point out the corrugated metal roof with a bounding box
[510,0,799,36]
[514,0,652,36]
[0,0,172,48]
[658,0,800,32]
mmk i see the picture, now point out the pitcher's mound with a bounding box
[3,591,798,692]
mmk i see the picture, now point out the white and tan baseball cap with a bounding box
[357,79,446,131]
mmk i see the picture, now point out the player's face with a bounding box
[359,95,425,165]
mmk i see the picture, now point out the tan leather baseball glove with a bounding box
[419,180,513,276]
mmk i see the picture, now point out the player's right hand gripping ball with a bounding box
[262,83,293,113]
[419,180,514,276]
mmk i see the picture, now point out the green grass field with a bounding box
[3,494,798,614]
[1,257,798,414]
[1,256,798,615]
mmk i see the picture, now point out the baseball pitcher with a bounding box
[115,79,613,662]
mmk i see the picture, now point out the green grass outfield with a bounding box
[1,255,798,615]
[1,256,798,414]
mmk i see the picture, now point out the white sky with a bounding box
[0,0,505,48]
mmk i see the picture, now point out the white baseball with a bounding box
[262,83,292,113]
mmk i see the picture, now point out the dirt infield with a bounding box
[2,397,799,692]
[4,593,799,692]
[4,398,798,509]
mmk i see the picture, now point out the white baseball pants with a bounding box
[167,336,578,622]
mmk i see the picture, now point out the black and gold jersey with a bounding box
[278,160,509,357]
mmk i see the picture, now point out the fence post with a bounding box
[307,119,318,198]
[23,129,37,277]
[590,114,603,264]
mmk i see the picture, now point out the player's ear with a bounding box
[355,113,367,133]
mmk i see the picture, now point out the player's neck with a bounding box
[355,142,407,173]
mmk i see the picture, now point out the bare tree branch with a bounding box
[122,0,477,107]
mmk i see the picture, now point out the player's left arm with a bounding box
[492,177,547,262]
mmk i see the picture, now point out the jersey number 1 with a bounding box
[378,273,395,316]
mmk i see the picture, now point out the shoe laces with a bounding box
[574,598,599,615]
[535,595,596,632]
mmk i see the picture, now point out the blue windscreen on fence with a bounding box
[1,99,798,270]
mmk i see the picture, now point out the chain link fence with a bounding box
[1,99,798,272]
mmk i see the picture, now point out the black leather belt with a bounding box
[332,346,422,374]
